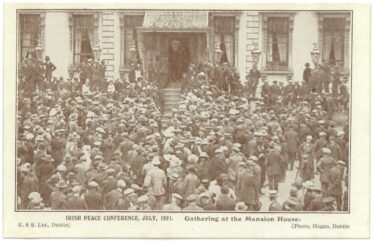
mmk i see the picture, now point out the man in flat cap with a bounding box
[317,148,336,195]
[50,181,67,210]
[103,180,126,210]
[162,193,183,211]
[143,156,167,209]
[327,160,346,211]
[183,194,203,211]
[65,185,87,210]
[85,181,103,210]
[268,190,282,211]
[265,144,283,191]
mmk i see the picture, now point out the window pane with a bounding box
[322,18,345,67]
[123,15,144,66]
[73,15,94,63]
[266,17,289,70]
[20,14,41,60]
[214,16,235,65]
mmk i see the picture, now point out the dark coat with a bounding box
[85,190,103,210]
[211,155,227,180]
[317,156,336,183]
[215,195,236,211]
[327,166,344,196]
[65,195,87,210]
[269,200,282,211]
[284,128,299,153]
[101,176,118,195]
[265,150,283,176]
[236,169,257,205]
[307,196,324,211]
[21,175,39,205]
[50,190,67,210]
[45,61,56,81]
[103,189,124,210]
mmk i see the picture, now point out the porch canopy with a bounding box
[141,11,209,32]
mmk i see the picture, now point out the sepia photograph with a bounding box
[15,8,352,212]
[3,2,371,238]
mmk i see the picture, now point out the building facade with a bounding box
[17,10,351,86]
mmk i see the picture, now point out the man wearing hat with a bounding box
[322,197,336,211]
[44,56,56,82]
[65,186,87,210]
[299,154,314,182]
[303,62,311,86]
[183,194,203,211]
[50,181,67,210]
[282,187,302,211]
[134,195,151,210]
[227,144,245,184]
[327,161,346,211]
[142,154,156,178]
[143,156,167,209]
[314,132,328,159]
[85,181,103,210]
[211,149,227,181]
[317,148,336,194]
[302,180,315,211]
[90,161,108,186]
[38,155,55,206]
[215,185,236,211]
[246,64,261,98]
[27,192,44,210]
[284,125,299,171]
[101,169,118,195]
[265,144,283,191]
[235,161,257,211]
[196,192,215,210]
[20,167,39,209]
[306,185,324,211]
[116,188,136,210]
[268,190,282,211]
[261,79,271,107]
[103,180,126,210]
[162,193,183,211]
[182,165,199,199]
[197,152,212,181]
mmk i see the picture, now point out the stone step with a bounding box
[161,86,182,129]
[164,97,181,102]
[164,88,182,92]
[164,93,181,98]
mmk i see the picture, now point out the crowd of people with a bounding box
[17,54,349,212]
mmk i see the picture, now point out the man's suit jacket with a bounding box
[45,61,56,81]
[284,129,299,153]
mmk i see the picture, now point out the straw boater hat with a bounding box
[151,156,161,166]
[302,180,314,190]
[267,190,280,197]
[56,181,67,189]
[323,196,336,204]
[337,160,346,166]
[235,202,248,211]
[172,193,183,200]
[88,181,99,188]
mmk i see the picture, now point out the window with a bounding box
[214,16,235,65]
[73,15,94,63]
[123,15,144,67]
[322,18,345,68]
[266,17,289,70]
[19,14,41,60]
